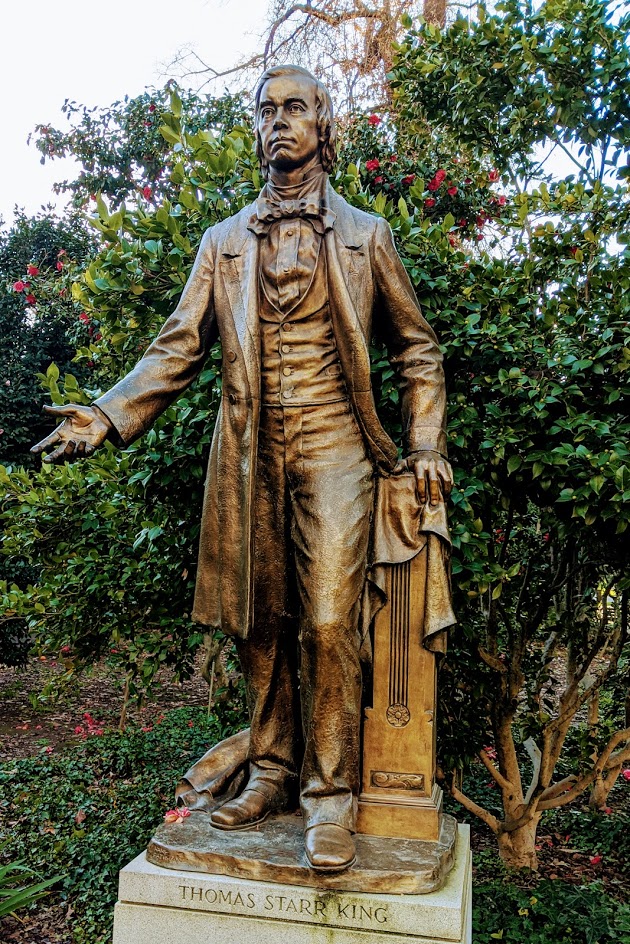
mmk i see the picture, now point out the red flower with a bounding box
[95,333,102,341]
[58,249,67,257]
[142,185,153,199]
[424,198,436,209]
[603,807,612,814]
[149,103,157,113]
[60,645,71,655]
[434,169,447,185]
[498,195,507,206]
[13,280,25,292]
[56,261,63,271]
[476,233,484,242]
[448,234,456,246]
[427,178,439,192]
[365,159,380,172]
[25,294,36,304]
[589,855,602,865]
[464,177,472,184]
[488,168,499,182]
[476,215,486,227]
[402,174,415,185]
[374,175,384,184]
[27,264,39,276]
[389,154,398,163]
[79,312,90,323]
[367,114,381,126]
[623,769,630,782]
[570,246,578,257]
[447,185,458,196]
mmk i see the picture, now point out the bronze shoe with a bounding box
[210,787,286,830]
[304,824,356,872]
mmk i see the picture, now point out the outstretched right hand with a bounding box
[30,404,112,464]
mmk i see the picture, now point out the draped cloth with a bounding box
[175,472,456,811]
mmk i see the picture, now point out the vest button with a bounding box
[286,229,293,237]
[227,350,237,362]
[284,389,293,399]
[281,344,291,353]
[283,323,292,331]
[283,367,292,376]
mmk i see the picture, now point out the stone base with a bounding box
[113,825,471,944]
[146,811,457,894]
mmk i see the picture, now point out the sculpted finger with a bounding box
[64,440,77,460]
[30,430,61,455]
[428,463,441,506]
[43,404,77,418]
[414,462,427,504]
[438,461,453,496]
[76,440,87,458]
[42,441,70,464]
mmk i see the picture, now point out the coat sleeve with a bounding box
[372,217,448,458]
[94,227,218,445]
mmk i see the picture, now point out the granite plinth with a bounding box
[113,825,472,944]
[146,811,457,894]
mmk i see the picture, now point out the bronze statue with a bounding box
[32,65,452,874]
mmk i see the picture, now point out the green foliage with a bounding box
[0,707,245,942]
[0,209,95,467]
[474,877,630,944]
[31,85,250,209]
[0,856,60,919]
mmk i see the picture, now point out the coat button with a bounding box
[283,367,292,376]
[283,323,292,331]
[227,350,237,362]
[281,344,291,353]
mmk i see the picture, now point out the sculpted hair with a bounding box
[254,65,337,179]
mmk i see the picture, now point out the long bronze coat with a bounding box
[95,182,447,639]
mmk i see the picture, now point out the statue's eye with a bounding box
[261,107,274,119]
[289,103,304,114]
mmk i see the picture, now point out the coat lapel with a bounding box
[219,211,261,397]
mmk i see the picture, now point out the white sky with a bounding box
[0,0,268,225]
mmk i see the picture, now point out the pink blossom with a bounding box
[488,169,499,182]
[622,769,630,782]
[142,185,153,200]
[13,280,25,292]
[56,261,63,271]
[498,195,507,206]
[27,264,40,276]
[164,807,191,825]
[365,159,380,172]
[434,169,447,185]
[367,114,381,127]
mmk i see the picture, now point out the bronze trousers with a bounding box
[236,399,374,831]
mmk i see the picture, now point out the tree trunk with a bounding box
[423,0,447,27]
[589,767,620,809]
[497,815,541,870]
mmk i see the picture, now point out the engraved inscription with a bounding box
[175,885,388,926]
[371,770,425,791]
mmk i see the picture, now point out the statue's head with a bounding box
[254,65,337,180]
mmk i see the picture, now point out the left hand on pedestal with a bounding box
[393,450,453,506]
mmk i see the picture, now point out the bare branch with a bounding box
[479,749,513,792]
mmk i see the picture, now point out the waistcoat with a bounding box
[259,224,347,407]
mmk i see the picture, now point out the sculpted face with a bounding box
[256,73,322,173]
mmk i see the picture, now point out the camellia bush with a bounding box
[1,0,629,870]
